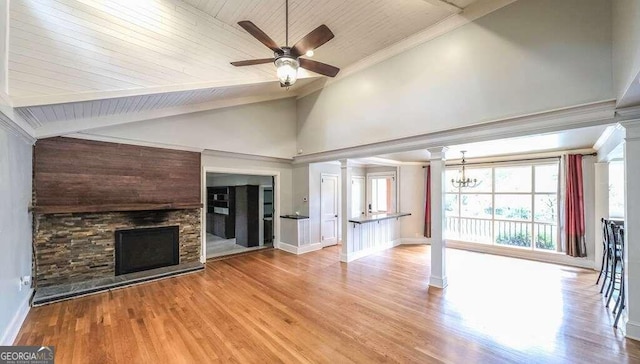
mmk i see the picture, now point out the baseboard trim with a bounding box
[401,237,430,245]
[446,240,595,269]
[340,239,401,262]
[277,242,323,255]
[626,321,640,341]
[429,276,448,289]
[0,290,32,345]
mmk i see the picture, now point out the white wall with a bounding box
[292,164,309,216]
[207,174,272,187]
[399,165,428,242]
[0,125,33,345]
[613,0,640,104]
[296,0,613,155]
[87,97,298,159]
[594,162,609,271]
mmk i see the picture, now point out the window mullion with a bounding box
[491,167,496,245]
[531,165,535,251]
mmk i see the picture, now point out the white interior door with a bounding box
[321,174,339,247]
[352,176,366,218]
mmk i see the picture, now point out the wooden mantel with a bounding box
[31,203,203,214]
[33,137,202,213]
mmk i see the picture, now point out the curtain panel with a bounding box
[564,154,587,257]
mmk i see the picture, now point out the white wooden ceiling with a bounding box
[8,0,483,133]
[15,78,316,127]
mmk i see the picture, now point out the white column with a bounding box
[593,162,609,271]
[340,159,353,263]
[623,120,640,339]
[427,147,448,288]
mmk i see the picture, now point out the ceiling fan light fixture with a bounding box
[275,56,299,86]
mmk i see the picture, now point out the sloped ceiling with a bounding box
[6,0,511,137]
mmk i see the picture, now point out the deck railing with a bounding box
[445,216,558,250]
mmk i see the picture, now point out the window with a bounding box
[609,161,624,218]
[445,161,559,252]
[367,173,396,214]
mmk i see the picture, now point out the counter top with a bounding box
[348,212,411,224]
[280,215,309,220]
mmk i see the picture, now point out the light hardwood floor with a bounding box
[16,246,640,363]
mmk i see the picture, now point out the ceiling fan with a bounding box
[230,0,340,88]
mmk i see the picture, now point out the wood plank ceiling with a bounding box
[9,0,476,129]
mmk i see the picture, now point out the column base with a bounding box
[429,276,448,289]
[626,321,640,341]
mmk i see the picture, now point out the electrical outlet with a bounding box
[19,275,31,291]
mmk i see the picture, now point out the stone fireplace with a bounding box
[33,209,201,288]
[115,225,180,275]
[31,137,204,304]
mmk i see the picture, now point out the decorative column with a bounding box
[427,147,448,288]
[340,159,353,263]
[623,120,640,339]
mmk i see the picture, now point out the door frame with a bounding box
[201,166,280,263]
[320,173,339,247]
[351,176,366,218]
[366,171,397,214]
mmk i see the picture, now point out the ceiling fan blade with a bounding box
[291,25,335,58]
[230,58,275,67]
[238,21,281,52]
[299,58,340,77]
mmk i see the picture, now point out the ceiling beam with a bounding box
[420,0,463,13]
[34,92,295,138]
[0,89,36,142]
[292,100,617,164]
[11,73,318,108]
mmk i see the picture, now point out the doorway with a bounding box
[205,172,275,259]
[321,173,339,247]
[352,176,366,218]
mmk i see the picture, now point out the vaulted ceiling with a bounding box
[6,0,500,136]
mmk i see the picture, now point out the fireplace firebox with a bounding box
[115,226,180,275]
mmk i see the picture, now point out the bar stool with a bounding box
[604,220,624,300]
[596,218,609,288]
[613,226,625,328]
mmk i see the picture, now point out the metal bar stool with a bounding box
[613,226,625,328]
[596,218,610,287]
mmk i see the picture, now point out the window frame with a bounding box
[445,160,561,253]
[366,171,397,215]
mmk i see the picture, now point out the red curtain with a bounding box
[424,166,431,238]
[565,154,587,257]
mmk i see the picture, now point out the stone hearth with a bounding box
[33,209,201,288]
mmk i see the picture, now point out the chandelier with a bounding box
[451,151,479,188]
